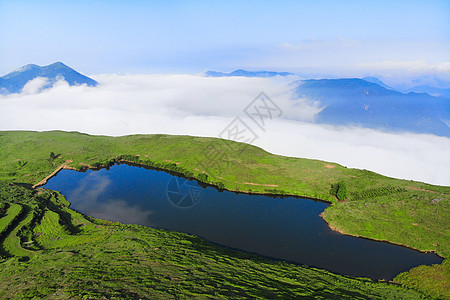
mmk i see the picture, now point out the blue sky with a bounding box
[0,0,449,75]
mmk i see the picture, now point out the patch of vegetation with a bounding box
[350,186,407,201]
[0,130,449,298]
[330,181,348,201]
[394,259,450,299]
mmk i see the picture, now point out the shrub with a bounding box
[330,183,339,196]
[197,173,208,183]
[331,181,348,201]
[336,181,348,201]
[214,182,225,189]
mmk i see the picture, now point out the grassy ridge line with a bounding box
[33,210,70,249]
[2,205,36,258]
[0,130,449,297]
[0,203,22,235]
[0,183,434,299]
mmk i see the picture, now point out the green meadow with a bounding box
[0,130,449,299]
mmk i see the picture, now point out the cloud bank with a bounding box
[0,74,449,186]
[21,77,51,94]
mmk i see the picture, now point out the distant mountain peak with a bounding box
[362,76,393,90]
[0,62,97,94]
[205,69,294,77]
[17,64,39,71]
[403,85,450,99]
[49,61,67,67]
[293,78,450,137]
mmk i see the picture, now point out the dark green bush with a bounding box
[336,181,348,201]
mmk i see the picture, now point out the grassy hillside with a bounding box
[0,181,432,299]
[0,130,449,298]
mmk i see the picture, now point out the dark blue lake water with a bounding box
[43,163,442,280]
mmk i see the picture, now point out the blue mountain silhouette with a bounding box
[205,69,294,77]
[403,85,450,99]
[361,77,394,90]
[294,78,450,137]
[0,62,97,94]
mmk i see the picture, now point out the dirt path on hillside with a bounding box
[406,186,437,193]
[32,162,75,188]
[235,181,279,187]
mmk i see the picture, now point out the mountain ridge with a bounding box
[0,62,97,94]
[205,69,295,77]
[404,85,450,99]
[294,78,450,137]
[361,76,394,90]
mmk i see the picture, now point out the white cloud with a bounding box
[21,76,51,94]
[357,60,450,73]
[244,39,450,88]
[258,121,450,186]
[278,37,359,51]
[0,74,449,186]
[354,61,450,88]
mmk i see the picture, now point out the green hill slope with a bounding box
[0,130,448,298]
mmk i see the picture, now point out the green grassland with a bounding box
[0,130,449,298]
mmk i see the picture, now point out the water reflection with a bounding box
[68,172,153,225]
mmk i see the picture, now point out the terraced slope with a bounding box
[0,203,22,236]
[2,205,35,257]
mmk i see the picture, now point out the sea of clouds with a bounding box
[1,74,449,186]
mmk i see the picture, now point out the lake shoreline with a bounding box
[118,159,333,204]
[319,212,443,258]
[32,163,76,188]
[35,159,444,263]
[31,157,332,204]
